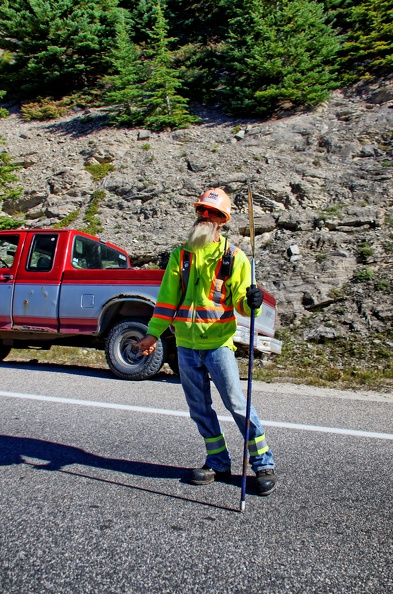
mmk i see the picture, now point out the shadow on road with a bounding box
[1,360,181,384]
[0,434,188,476]
[0,435,243,512]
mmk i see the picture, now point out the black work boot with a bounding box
[255,468,277,496]
[190,464,232,485]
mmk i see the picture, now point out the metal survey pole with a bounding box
[240,184,256,512]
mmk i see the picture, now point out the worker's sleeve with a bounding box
[229,251,262,318]
[147,249,183,338]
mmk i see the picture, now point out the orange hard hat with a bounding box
[194,188,231,222]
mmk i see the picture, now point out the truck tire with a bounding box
[105,318,166,380]
[0,344,11,361]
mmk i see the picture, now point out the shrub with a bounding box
[358,242,374,260]
[21,97,71,121]
[79,190,105,236]
[53,210,80,229]
[84,163,115,182]
[375,280,392,293]
[0,140,23,202]
[353,267,374,283]
[0,216,22,230]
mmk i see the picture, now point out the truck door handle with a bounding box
[0,274,14,281]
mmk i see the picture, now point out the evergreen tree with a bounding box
[0,139,23,203]
[165,0,230,104]
[126,0,160,44]
[0,91,10,118]
[139,0,198,131]
[104,13,146,125]
[335,0,393,78]
[221,0,340,115]
[0,0,123,98]
[166,0,228,44]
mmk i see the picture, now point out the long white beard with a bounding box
[187,220,218,251]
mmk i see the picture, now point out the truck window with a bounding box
[100,243,128,269]
[27,234,58,271]
[0,235,19,268]
[72,236,128,269]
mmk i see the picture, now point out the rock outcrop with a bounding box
[1,78,392,341]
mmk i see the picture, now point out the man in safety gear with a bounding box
[136,188,276,496]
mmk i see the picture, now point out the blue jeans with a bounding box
[177,346,275,473]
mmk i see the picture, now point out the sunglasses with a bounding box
[195,206,226,220]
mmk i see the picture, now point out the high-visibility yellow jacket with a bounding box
[147,235,259,350]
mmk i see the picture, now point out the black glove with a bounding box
[246,286,263,309]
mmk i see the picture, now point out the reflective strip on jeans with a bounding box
[204,433,227,455]
[248,434,268,457]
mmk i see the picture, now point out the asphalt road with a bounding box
[1,360,392,594]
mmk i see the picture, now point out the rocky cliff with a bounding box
[1,79,392,345]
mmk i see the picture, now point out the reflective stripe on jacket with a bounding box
[147,235,259,350]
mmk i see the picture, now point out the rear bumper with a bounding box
[234,325,282,354]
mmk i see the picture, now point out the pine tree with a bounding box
[166,0,228,44]
[221,0,340,115]
[0,0,123,98]
[0,139,23,203]
[0,140,23,230]
[165,0,230,104]
[104,13,146,126]
[0,91,10,118]
[336,0,393,78]
[128,0,161,44]
[138,0,198,131]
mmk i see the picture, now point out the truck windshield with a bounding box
[0,235,19,268]
[72,236,128,269]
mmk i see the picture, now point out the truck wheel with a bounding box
[105,318,166,380]
[0,344,11,361]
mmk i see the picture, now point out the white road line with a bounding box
[1,390,393,441]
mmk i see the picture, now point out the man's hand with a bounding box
[133,334,158,356]
[246,286,263,310]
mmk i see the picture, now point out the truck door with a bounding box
[0,234,23,329]
[59,234,130,333]
[12,232,63,332]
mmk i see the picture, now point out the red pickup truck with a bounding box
[0,229,281,380]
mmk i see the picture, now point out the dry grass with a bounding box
[5,328,393,393]
[6,346,108,369]
[237,327,393,392]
